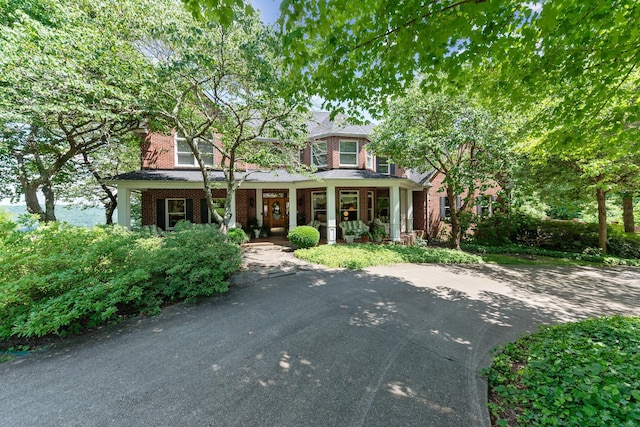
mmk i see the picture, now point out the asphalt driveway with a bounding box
[1,248,639,426]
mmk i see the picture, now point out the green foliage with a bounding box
[0,0,157,220]
[464,243,640,267]
[486,316,640,426]
[276,0,640,148]
[371,88,512,249]
[0,222,241,340]
[287,225,320,248]
[473,214,640,259]
[295,244,483,269]
[151,223,241,302]
[226,228,249,245]
[0,207,16,238]
[147,6,310,228]
[0,223,157,338]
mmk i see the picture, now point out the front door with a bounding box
[266,198,287,229]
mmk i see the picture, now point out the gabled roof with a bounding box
[307,112,375,139]
[405,169,436,187]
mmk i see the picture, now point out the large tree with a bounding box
[371,87,512,250]
[0,0,154,222]
[146,4,310,232]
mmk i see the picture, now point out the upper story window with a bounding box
[365,149,374,169]
[176,135,215,167]
[377,156,390,175]
[311,141,327,167]
[339,140,358,167]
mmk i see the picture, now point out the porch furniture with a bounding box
[307,219,322,229]
[400,232,416,246]
[373,218,389,236]
[339,220,369,237]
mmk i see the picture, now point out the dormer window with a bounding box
[311,141,327,167]
[339,140,358,167]
[176,135,215,167]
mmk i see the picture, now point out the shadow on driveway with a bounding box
[1,257,639,427]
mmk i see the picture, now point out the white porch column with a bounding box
[400,189,407,232]
[289,187,297,231]
[390,185,401,242]
[117,187,131,228]
[229,189,237,228]
[407,190,414,232]
[326,184,337,244]
[256,190,263,226]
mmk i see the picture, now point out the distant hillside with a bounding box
[0,205,109,227]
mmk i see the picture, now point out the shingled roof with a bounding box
[307,112,375,139]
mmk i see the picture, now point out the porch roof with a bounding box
[111,168,412,184]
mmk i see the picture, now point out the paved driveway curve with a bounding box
[1,247,639,426]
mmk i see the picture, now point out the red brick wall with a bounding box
[141,188,257,227]
[142,132,401,175]
[142,132,175,169]
[426,172,500,239]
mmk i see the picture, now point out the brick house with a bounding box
[112,112,497,243]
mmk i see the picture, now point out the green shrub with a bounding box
[0,208,16,239]
[149,223,241,302]
[226,228,249,245]
[0,222,242,340]
[0,223,159,338]
[287,225,320,248]
[473,214,640,258]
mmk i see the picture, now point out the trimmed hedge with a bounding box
[287,225,320,248]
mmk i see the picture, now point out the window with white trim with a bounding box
[167,198,186,229]
[339,140,358,167]
[377,156,390,175]
[176,136,215,167]
[340,190,359,222]
[311,141,327,167]
[311,191,327,222]
[367,191,374,222]
[365,149,374,169]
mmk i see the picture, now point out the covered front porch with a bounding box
[114,169,427,245]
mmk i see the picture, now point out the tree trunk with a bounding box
[447,186,461,250]
[622,195,635,234]
[42,181,57,222]
[24,184,46,222]
[596,187,607,254]
[82,152,117,225]
[105,200,116,225]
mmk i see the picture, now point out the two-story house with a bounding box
[113,112,491,244]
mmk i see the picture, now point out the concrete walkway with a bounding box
[1,244,639,426]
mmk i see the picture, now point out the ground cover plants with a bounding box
[485,316,640,426]
[294,243,483,269]
[463,243,640,267]
[0,220,242,348]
